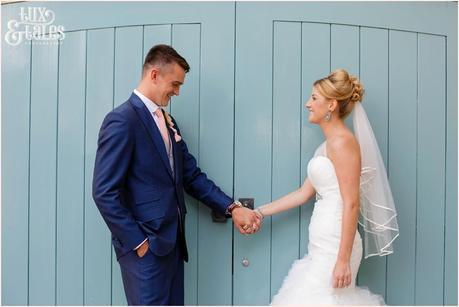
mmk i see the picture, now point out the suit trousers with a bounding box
[118,228,184,305]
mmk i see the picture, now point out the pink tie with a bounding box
[154,108,171,152]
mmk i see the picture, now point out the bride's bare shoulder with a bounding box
[327,133,360,157]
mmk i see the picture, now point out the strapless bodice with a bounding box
[307,155,341,202]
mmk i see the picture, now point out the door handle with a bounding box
[238,198,254,210]
[211,209,227,223]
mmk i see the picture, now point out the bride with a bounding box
[254,69,399,305]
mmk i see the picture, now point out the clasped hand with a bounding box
[231,207,264,235]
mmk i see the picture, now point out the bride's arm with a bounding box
[327,136,361,288]
[256,178,316,217]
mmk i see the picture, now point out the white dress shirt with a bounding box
[134,89,161,126]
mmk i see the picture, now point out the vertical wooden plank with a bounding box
[111,26,143,306]
[359,28,389,167]
[84,28,114,305]
[300,22,330,258]
[332,23,377,294]
[386,30,417,305]
[415,34,446,305]
[143,24,172,113]
[171,24,200,306]
[143,25,172,58]
[271,21,302,295]
[113,26,143,107]
[331,24,360,130]
[28,41,59,305]
[56,31,86,305]
[358,27,389,298]
[331,24,359,74]
[444,24,458,306]
[198,13,234,303]
[234,5,272,305]
[1,8,31,305]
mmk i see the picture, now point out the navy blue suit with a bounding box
[92,93,232,305]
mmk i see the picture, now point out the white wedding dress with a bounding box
[271,143,384,305]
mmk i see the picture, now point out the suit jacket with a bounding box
[92,93,233,261]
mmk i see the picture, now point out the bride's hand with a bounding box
[254,207,264,221]
[332,260,352,288]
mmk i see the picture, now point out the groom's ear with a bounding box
[149,67,160,83]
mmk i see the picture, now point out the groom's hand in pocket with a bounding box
[136,240,149,258]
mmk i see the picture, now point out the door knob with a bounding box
[242,258,250,267]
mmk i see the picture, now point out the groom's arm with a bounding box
[169,117,232,213]
[183,142,232,214]
[171,117,261,233]
[92,111,146,251]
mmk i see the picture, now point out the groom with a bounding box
[93,44,260,305]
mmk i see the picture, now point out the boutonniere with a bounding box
[164,111,182,142]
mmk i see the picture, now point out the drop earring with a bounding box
[324,111,332,122]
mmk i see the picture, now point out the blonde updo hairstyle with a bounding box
[314,69,364,119]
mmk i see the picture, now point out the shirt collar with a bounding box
[133,89,161,116]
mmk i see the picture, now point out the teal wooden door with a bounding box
[2,2,457,306]
[233,2,457,306]
[2,1,235,305]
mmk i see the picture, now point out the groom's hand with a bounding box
[232,207,262,234]
[136,240,149,258]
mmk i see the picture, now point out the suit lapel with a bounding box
[129,94,174,179]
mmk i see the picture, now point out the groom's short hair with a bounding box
[143,44,190,74]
